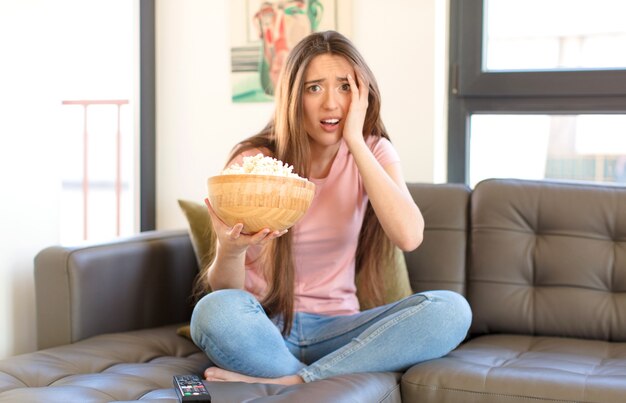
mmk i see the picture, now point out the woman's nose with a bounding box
[322,90,338,109]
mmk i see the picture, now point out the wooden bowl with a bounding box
[206,174,316,233]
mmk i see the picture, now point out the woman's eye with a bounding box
[307,84,321,93]
[340,83,351,92]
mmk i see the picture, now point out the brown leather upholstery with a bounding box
[406,183,470,295]
[35,230,199,349]
[3,179,626,402]
[0,325,208,402]
[205,372,402,403]
[402,179,626,402]
[403,334,626,402]
[0,324,401,403]
[469,179,626,340]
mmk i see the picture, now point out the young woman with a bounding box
[190,30,472,385]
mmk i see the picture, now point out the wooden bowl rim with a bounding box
[207,174,315,188]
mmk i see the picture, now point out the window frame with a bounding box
[448,0,626,183]
[140,0,155,230]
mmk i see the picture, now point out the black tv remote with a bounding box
[173,374,211,402]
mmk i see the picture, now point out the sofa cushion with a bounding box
[401,334,626,402]
[405,183,471,296]
[206,372,402,403]
[0,324,209,403]
[0,324,402,403]
[469,179,626,340]
[0,325,400,403]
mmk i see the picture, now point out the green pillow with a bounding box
[356,246,412,311]
[386,246,413,305]
[177,199,412,311]
[177,199,216,340]
[178,199,217,274]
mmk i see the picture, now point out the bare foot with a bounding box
[203,367,304,385]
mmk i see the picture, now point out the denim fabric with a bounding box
[190,289,471,382]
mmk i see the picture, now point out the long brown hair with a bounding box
[199,31,395,334]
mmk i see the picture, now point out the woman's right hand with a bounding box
[205,198,287,256]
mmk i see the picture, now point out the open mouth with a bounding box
[320,118,340,129]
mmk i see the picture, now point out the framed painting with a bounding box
[230,0,352,103]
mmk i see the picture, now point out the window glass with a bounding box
[484,0,626,71]
[469,114,626,187]
[57,0,137,244]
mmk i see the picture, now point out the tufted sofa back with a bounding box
[468,179,626,341]
[405,183,471,297]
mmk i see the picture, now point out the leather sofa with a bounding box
[1,178,625,402]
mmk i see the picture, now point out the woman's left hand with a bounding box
[342,68,369,146]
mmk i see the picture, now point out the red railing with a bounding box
[62,99,129,240]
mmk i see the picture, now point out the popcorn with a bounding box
[222,153,303,179]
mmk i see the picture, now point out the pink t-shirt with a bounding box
[235,136,400,316]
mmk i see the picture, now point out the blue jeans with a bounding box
[190,289,471,382]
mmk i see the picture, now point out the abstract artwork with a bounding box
[230,0,351,103]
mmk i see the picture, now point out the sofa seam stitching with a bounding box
[377,382,400,403]
[404,382,596,402]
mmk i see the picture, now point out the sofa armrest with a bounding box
[34,229,198,349]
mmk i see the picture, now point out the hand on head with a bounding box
[342,67,369,145]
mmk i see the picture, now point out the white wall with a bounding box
[155,0,449,230]
[0,1,63,359]
[0,0,136,359]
